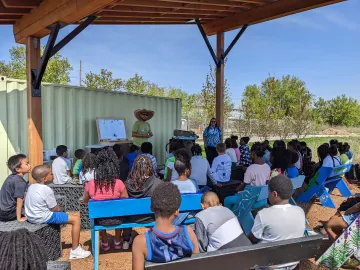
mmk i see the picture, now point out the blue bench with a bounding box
[88,194,203,270]
[297,163,352,208]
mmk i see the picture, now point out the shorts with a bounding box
[342,213,360,226]
[46,212,69,225]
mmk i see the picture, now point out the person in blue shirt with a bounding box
[132,182,199,269]
[345,143,353,160]
[203,118,222,166]
[126,144,139,171]
[286,150,299,179]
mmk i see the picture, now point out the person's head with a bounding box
[216,143,226,155]
[268,176,293,205]
[129,144,140,153]
[0,229,48,270]
[56,145,68,157]
[287,140,299,152]
[271,147,288,172]
[113,144,123,159]
[141,142,153,154]
[299,142,307,154]
[184,141,193,152]
[139,111,150,121]
[345,143,351,152]
[329,144,338,156]
[94,148,120,194]
[287,150,299,167]
[224,138,232,149]
[173,141,185,152]
[263,140,269,147]
[230,135,238,141]
[82,153,96,173]
[337,142,347,155]
[273,140,286,149]
[209,117,217,127]
[151,182,181,220]
[128,155,154,190]
[74,149,85,160]
[174,149,191,177]
[191,144,203,156]
[201,192,221,209]
[329,139,338,146]
[250,142,265,162]
[240,137,250,145]
[32,164,53,184]
[231,139,238,149]
[7,154,30,175]
[317,144,329,163]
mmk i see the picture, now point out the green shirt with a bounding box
[132,120,151,147]
[340,153,350,165]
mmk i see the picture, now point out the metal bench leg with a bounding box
[93,231,99,270]
[316,185,336,208]
[336,179,352,198]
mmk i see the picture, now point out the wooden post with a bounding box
[26,36,42,184]
[216,31,225,140]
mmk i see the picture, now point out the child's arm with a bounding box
[194,217,208,253]
[236,182,247,192]
[345,202,360,215]
[120,187,129,199]
[165,168,172,182]
[132,234,147,270]
[67,170,72,177]
[16,198,26,222]
[51,205,61,212]
[83,189,91,204]
[187,226,200,254]
[248,213,263,244]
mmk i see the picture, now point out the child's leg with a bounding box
[115,229,122,243]
[67,214,81,250]
[324,215,348,241]
[122,228,132,242]
[99,230,109,243]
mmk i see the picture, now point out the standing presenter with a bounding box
[132,109,154,147]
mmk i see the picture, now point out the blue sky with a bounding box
[0,0,359,106]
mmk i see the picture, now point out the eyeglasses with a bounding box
[141,113,148,116]
[211,121,216,123]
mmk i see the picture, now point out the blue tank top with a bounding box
[146,225,194,263]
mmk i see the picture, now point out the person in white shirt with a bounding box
[210,143,232,185]
[79,153,96,184]
[322,144,342,168]
[225,138,237,164]
[248,176,306,270]
[25,165,91,259]
[52,145,72,185]
[172,149,199,193]
[190,144,212,187]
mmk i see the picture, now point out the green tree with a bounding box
[83,69,123,91]
[167,87,197,118]
[0,46,72,84]
[124,73,148,94]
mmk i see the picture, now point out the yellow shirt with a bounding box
[132,120,151,147]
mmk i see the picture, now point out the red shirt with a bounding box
[85,179,125,201]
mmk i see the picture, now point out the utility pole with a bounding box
[79,60,82,86]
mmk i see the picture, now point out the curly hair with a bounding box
[94,148,120,194]
[127,155,154,191]
[151,182,181,218]
[82,153,96,173]
[0,229,48,270]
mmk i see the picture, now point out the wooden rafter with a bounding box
[2,0,40,8]
[98,11,222,19]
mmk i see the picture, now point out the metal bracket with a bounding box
[196,19,249,67]
[31,15,97,97]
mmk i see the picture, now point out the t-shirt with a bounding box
[340,154,350,165]
[172,179,198,194]
[167,161,179,182]
[79,169,95,184]
[251,204,305,268]
[190,156,211,186]
[244,164,270,186]
[234,148,241,162]
[85,179,125,201]
[126,152,138,170]
[323,155,341,168]
[210,154,232,183]
[52,157,72,185]
[262,149,271,167]
[72,159,82,175]
[132,121,151,147]
[195,206,251,253]
[203,126,222,147]
[239,144,252,166]
[226,148,237,163]
[0,174,27,213]
[25,183,57,224]
[295,151,302,170]
[287,166,299,179]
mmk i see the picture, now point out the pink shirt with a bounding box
[244,164,271,186]
[85,179,125,201]
[234,148,241,162]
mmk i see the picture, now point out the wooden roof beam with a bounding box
[13,0,116,44]
[153,0,252,8]
[203,0,346,35]
[2,0,40,8]
[98,11,222,19]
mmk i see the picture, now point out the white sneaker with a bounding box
[69,245,91,259]
[122,238,133,250]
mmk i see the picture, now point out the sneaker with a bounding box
[114,240,122,250]
[122,237,133,250]
[69,245,91,259]
[100,241,110,252]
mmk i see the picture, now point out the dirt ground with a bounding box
[58,184,360,270]
[320,128,354,136]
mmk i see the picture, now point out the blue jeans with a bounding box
[224,194,241,211]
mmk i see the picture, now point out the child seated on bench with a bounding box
[132,182,199,269]
[286,150,299,179]
[195,192,251,252]
[52,145,72,185]
[72,149,85,184]
[83,148,129,251]
[126,144,140,171]
[141,142,158,177]
[248,176,305,270]
[25,165,91,259]
[172,149,199,193]
[0,154,30,222]
[210,143,232,186]
[79,153,96,184]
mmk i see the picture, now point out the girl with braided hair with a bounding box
[0,229,47,270]
[83,147,128,251]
